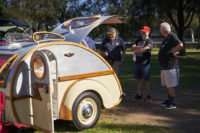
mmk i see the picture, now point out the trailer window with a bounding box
[0,54,18,88]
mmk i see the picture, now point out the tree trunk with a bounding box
[176,0,186,56]
[177,28,186,56]
[198,14,200,49]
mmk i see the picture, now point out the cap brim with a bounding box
[140,29,150,32]
[107,32,116,34]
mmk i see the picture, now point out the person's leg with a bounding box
[143,64,151,95]
[160,70,170,106]
[137,79,142,95]
[112,61,120,77]
[163,69,179,109]
[145,81,151,95]
[134,64,142,99]
[167,87,175,105]
[167,87,175,97]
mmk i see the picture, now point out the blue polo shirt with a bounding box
[100,36,126,62]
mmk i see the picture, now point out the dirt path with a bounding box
[101,88,200,133]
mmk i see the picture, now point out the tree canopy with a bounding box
[1,0,200,46]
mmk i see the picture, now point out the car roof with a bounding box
[0,18,30,28]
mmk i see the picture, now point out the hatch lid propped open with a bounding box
[52,15,123,43]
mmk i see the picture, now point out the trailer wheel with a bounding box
[72,91,101,130]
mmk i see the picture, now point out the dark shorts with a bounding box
[134,64,150,80]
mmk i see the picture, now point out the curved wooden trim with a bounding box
[59,79,80,120]
[113,72,122,96]
[33,31,65,43]
[0,54,19,88]
[59,104,72,120]
[63,17,101,28]
[58,70,114,82]
[32,55,46,80]
[0,54,18,73]
[114,97,122,107]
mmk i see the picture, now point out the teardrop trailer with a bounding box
[0,15,124,132]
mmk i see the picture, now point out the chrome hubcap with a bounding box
[82,104,93,119]
[77,97,97,125]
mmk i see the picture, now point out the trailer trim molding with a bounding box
[58,70,114,82]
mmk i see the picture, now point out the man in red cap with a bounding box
[131,26,154,102]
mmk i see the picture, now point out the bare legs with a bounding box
[167,87,175,97]
[136,79,150,95]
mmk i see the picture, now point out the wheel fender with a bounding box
[63,79,114,110]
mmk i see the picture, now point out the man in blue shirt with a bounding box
[100,27,126,76]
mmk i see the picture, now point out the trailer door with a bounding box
[30,50,54,133]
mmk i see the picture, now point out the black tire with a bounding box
[72,91,101,130]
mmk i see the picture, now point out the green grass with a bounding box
[121,48,200,91]
[9,48,200,133]
[81,120,169,133]
[20,120,169,133]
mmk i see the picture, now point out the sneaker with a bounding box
[160,100,169,107]
[162,103,176,110]
[134,94,142,100]
[146,95,152,102]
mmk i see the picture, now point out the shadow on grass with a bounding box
[54,119,77,132]
[10,120,168,133]
[116,51,200,133]
[7,120,76,133]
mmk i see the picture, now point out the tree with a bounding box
[0,0,3,17]
[4,0,71,31]
[150,0,198,55]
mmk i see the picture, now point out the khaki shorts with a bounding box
[161,68,179,88]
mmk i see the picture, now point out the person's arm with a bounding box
[100,39,108,57]
[120,38,126,64]
[100,49,108,57]
[172,34,183,56]
[131,44,137,51]
[136,40,153,54]
[121,51,126,64]
[173,43,183,56]
[135,46,150,54]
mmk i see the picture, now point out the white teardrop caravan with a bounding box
[0,15,123,132]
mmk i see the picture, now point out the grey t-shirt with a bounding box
[158,32,182,70]
[134,38,153,65]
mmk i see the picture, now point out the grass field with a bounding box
[10,48,200,133]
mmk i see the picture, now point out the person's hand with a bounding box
[103,52,108,57]
[173,52,180,57]
[135,48,144,54]
[131,46,136,51]
[120,59,124,65]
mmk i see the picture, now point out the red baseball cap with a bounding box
[140,26,150,32]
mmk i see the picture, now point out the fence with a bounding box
[95,41,200,49]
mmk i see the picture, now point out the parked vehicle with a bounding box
[0,18,31,45]
[0,15,123,132]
